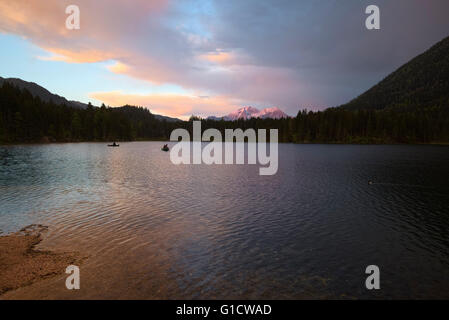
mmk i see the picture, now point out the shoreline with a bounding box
[0,225,83,297]
[1,140,448,147]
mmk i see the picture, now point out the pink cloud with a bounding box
[89,91,243,119]
[2,1,448,117]
[0,0,309,116]
[0,0,304,115]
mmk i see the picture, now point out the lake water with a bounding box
[0,142,448,299]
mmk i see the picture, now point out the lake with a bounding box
[0,142,448,299]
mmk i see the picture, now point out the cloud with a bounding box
[199,51,233,64]
[1,0,449,117]
[38,47,117,63]
[107,61,130,74]
[89,91,242,119]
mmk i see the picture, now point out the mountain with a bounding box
[225,106,260,120]
[0,83,184,143]
[256,107,289,119]
[1,72,448,144]
[153,114,181,122]
[0,76,185,121]
[342,35,449,111]
[0,76,88,109]
[208,106,288,121]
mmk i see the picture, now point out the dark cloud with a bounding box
[205,0,449,111]
[1,0,448,116]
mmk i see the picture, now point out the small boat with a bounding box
[108,142,120,147]
[161,145,169,152]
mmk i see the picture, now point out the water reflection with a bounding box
[0,143,448,299]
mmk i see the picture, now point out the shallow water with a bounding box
[1,142,448,299]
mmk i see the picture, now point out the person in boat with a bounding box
[112,142,118,146]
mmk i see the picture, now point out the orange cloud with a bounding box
[0,0,298,116]
[107,61,130,74]
[200,52,233,64]
[89,91,242,119]
[39,47,117,63]
[0,0,167,63]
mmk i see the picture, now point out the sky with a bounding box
[0,0,448,119]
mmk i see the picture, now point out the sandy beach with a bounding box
[0,224,82,297]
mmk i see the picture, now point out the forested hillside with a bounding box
[343,35,449,111]
[2,33,449,145]
[197,106,449,144]
[0,82,177,143]
[0,76,87,109]
[1,81,448,144]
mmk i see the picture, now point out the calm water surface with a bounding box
[0,142,448,299]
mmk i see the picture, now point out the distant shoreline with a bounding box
[1,140,448,147]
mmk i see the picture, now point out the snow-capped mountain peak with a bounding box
[208,106,288,121]
[255,107,287,119]
[226,106,260,120]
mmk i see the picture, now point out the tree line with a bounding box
[0,82,175,143]
[0,82,448,144]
